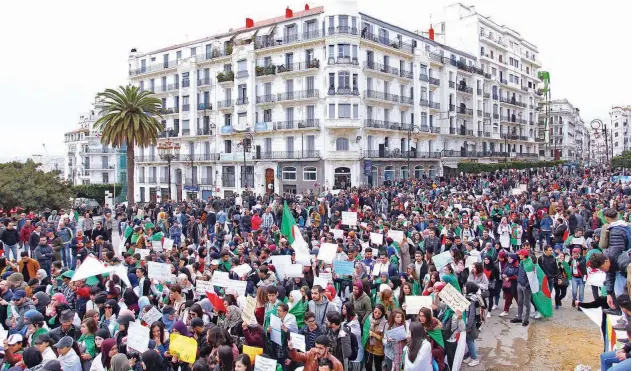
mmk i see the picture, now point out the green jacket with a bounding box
[78,333,96,357]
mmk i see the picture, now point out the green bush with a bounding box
[611,150,631,169]
[73,184,123,204]
[457,160,563,173]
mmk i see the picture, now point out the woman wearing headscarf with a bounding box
[88,329,110,371]
[221,304,243,337]
[36,270,52,294]
[141,350,167,371]
[121,288,139,314]
[463,281,484,367]
[92,338,117,371]
[109,354,129,371]
[362,304,387,371]
[349,280,372,325]
[176,272,195,302]
[115,314,134,346]
[498,217,511,249]
[33,292,51,316]
[500,253,519,317]
[483,255,500,311]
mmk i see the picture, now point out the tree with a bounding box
[0,160,74,211]
[611,150,631,169]
[72,184,123,204]
[94,85,163,203]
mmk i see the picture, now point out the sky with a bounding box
[0,0,630,161]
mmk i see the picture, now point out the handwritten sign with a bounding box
[405,296,433,315]
[295,252,311,266]
[285,264,304,278]
[370,232,384,245]
[317,243,337,263]
[127,322,149,352]
[432,251,454,270]
[332,229,344,240]
[195,280,215,296]
[438,283,471,312]
[169,333,198,364]
[141,306,163,326]
[226,279,247,296]
[147,262,172,281]
[242,296,257,324]
[319,272,333,283]
[269,315,282,345]
[210,271,230,287]
[290,332,306,352]
[243,345,263,364]
[232,264,252,277]
[387,230,404,244]
[313,277,328,289]
[136,248,151,260]
[151,240,163,252]
[385,326,408,341]
[271,255,293,280]
[333,260,355,276]
[254,355,277,371]
[341,212,358,226]
[162,238,174,250]
[465,255,480,269]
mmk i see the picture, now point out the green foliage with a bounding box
[72,184,123,204]
[0,160,73,211]
[611,150,631,169]
[457,160,564,173]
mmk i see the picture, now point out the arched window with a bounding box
[384,166,395,181]
[282,166,296,181]
[428,165,437,178]
[303,166,317,181]
[400,165,409,179]
[414,165,425,178]
[336,138,349,151]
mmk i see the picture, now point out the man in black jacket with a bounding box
[423,230,441,255]
[34,236,54,276]
[537,245,559,294]
[29,225,42,257]
[569,247,587,311]
[0,223,20,262]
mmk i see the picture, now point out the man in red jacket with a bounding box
[288,335,343,371]
[19,220,34,256]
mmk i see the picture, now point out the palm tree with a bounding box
[94,85,163,204]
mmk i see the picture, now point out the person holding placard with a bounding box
[417,307,447,370]
[463,281,484,367]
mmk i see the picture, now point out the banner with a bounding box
[333,260,355,276]
[72,256,108,282]
[285,264,304,278]
[136,248,150,260]
[151,240,163,252]
[169,333,198,364]
[210,271,230,287]
[269,315,282,345]
[162,238,174,250]
[232,264,252,277]
[332,229,344,240]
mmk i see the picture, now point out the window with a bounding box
[336,138,349,150]
[190,47,196,56]
[263,109,272,122]
[303,167,317,181]
[329,104,335,118]
[338,104,351,118]
[338,44,350,57]
[282,166,297,181]
[224,114,232,126]
[176,51,182,60]
[338,71,350,88]
[353,104,359,119]
[224,140,232,153]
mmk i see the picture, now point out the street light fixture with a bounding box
[590,119,609,163]
[158,140,180,200]
[406,124,420,179]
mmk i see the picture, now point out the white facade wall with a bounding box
[610,105,630,157]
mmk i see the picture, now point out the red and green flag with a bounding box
[281,201,297,245]
[522,258,553,318]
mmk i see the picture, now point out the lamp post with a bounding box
[241,133,254,190]
[158,140,180,201]
[590,119,609,163]
[502,133,510,164]
[406,124,420,179]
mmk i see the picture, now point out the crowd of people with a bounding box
[0,165,629,371]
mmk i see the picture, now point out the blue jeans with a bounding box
[615,272,626,297]
[539,231,551,248]
[610,358,631,371]
[601,350,631,371]
[4,243,18,261]
[571,276,585,303]
[466,337,478,360]
[61,243,71,268]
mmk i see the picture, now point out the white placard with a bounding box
[242,296,257,324]
[147,262,172,282]
[317,243,337,263]
[511,188,522,196]
[438,283,471,312]
[232,264,252,278]
[271,255,293,280]
[360,222,368,229]
[372,262,389,277]
[210,271,230,287]
[586,271,606,287]
[136,248,151,260]
[332,229,344,240]
[432,251,454,270]
[162,238,174,250]
[295,252,312,266]
[341,212,358,226]
[370,232,384,245]
[127,322,149,352]
[226,279,247,296]
[465,255,479,269]
[269,315,282,345]
[195,280,215,296]
[290,332,306,352]
[388,230,404,244]
[405,296,433,315]
[313,277,328,289]
[141,307,163,326]
[151,240,163,252]
[319,272,332,283]
[255,355,278,371]
[285,264,304,278]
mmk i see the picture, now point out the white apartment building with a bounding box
[64,99,124,185]
[610,105,630,157]
[127,1,543,202]
[538,99,588,162]
[590,127,608,165]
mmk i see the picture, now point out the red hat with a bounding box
[517,249,530,257]
[572,248,581,254]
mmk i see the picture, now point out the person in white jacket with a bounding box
[403,322,433,371]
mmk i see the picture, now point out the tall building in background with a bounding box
[609,105,630,157]
[64,98,127,189]
[126,0,543,202]
[538,99,588,162]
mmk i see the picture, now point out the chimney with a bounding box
[286,6,293,18]
[245,18,254,28]
[305,3,309,10]
[428,25,435,41]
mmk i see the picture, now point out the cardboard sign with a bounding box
[332,229,344,240]
[210,271,230,287]
[147,262,172,282]
[317,243,337,263]
[242,345,263,364]
[341,212,358,226]
[141,306,163,326]
[151,240,163,252]
[195,280,215,296]
[405,296,433,315]
[136,248,151,260]
[319,272,333,283]
[295,252,312,266]
[242,296,257,324]
[438,284,471,312]
[169,333,197,363]
[387,230,404,244]
[285,264,304,278]
[226,279,247,296]
[254,355,278,371]
[162,238,174,250]
[432,251,454,270]
[313,277,328,289]
[232,264,252,277]
[290,332,306,352]
[269,315,282,345]
[370,232,384,245]
[271,255,293,280]
[385,326,408,341]
[127,322,149,352]
[333,260,355,276]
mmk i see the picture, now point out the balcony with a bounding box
[516,153,539,158]
[129,60,178,77]
[493,113,499,119]
[449,105,455,112]
[277,90,319,103]
[493,94,499,100]
[399,69,413,79]
[456,85,473,94]
[167,83,179,92]
[449,81,455,88]
[253,119,320,132]
[182,80,190,88]
[196,126,213,135]
[198,47,232,63]
[364,150,441,159]
[158,130,179,138]
[147,177,157,183]
[200,178,213,185]
[484,112,491,119]
[217,99,234,110]
[327,56,359,66]
[182,128,192,136]
[178,153,219,162]
[236,97,249,105]
[236,70,249,79]
[429,102,440,110]
[329,87,360,96]
[365,119,404,131]
[254,29,323,50]
[83,148,116,154]
[428,52,446,65]
[158,107,179,115]
[363,61,399,77]
[399,96,414,106]
[477,110,483,116]
[364,90,399,104]
[360,31,414,54]
[255,65,277,77]
[328,150,361,160]
[217,70,235,83]
[420,99,429,107]
[484,131,491,137]
[198,102,212,111]
[256,150,320,160]
[198,77,211,86]
[419,74,429,82]
[327,26,359,36]
[276,60,320,76]
[429,77,440,86]
[477,89,482,95]
[256,95,277,104]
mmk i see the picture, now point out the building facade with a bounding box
[537,99,589,162]
[610,105,630,157]
[127,1,543,202]
[64,99,127,187]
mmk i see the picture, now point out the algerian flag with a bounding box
[522,258,553,317]
[291,225,309,255]
[281,202,297,245]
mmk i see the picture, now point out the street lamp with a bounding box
[158,140,180,201]
[406,124,420,179]
[590,119,609,163]
[241,133,254,189]
[502,133,510,164]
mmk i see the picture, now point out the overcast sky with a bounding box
[1,0,630,161]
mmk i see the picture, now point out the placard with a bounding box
[511,188,522,196]
[254,355,277,371]
[586,271,606,287]
[341,212,358,226]
[295,252,312,266]
[271,255,293,280]
[385,326,408,341]
[285,264,304,278]
[232,264,252,277]
[195,280,215,296]
[151,240,163,252]
[332,229,344,240]
[162,238,174,250]
[387,230,404,244]
[465,255,479,269]
[127,322,149,352]
[313,277,328,289]
[242,296,257,324]
[242,345,263,364]
[371,262,389,277]
[226,279,247,296]
[432,251,454,270]
[319,272,333,283]
[405,296,433,315]
[136,248,151,260]
[370,232,384,245]
[333,260,355,276]
[169,333,198,364]
[269,315,282,345]
[317,243,337,263]
[290,332,306,352]
[141,306,163,326]
[438,283,471,312]
[147,262,172,281]
[210,271,230,287]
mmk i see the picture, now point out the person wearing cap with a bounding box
[33,333,57,364]
[49,309,80,342]
[2,334,24,369]
[54,336,82,371]
[6,289,35,333]
[25,312,48,347]
[569,247,587,311]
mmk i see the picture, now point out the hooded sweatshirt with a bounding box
[308,296,338,326]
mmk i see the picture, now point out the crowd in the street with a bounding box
[0,165,629,371]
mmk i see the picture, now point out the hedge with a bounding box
[457,160,564,173]
[73,184,123,204]
[611,151,631,169]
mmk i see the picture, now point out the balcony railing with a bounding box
[217,99,234,109]
[493,94,499,100]
[256,150,320,160]
[277,90,319,102]
[327,26,359,36]
[363,150,441,159]
[272,120,320,130]
[429,102,440,109]
[449,81,455,88]
[198,102,212,110]
[182,128,191,136]
[158,107,179,115]
[217,70,235,82]
[419,74,429,82]
[200,178,213,185]
[364,90,399,103]
[254,29,323,49]
[167,83,179,91]
[236,97,249,105]
[327,56,359,66]
[256,95,277,104]
[449,105,455,112]
[182,104,190,112]
[276,60,320,74]
[400,96,414,105]
[365,119,403,130]
[182,79,190,88]
[477,89,482,95]
[484,112,491,118]
[329,87,360,96]
[196,127,213,135]
[420,99,429,107]
[363,61,399,76]
[361,32,414,54]
[255,65,277,77]
[484,92,490,98]
[136,155,158,162]
[198,77,210,86]
[399,70,413,79]
[456,85,473,94]
[236,70,249,78]
[484,132,491,137]
[129,60,178,76]
[493,113,500,119]
[429,77,440,86]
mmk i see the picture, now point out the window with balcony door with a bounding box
[338,71,350,89]
[336,138,350,150]
[224,140,232,153]
[338,44,350,58]
[338,104,351,118]
[307,135,315,151]
[264,109,272,122]
[190,47,196,57]
[353,104,359,119]
[224,114,231,127]
[329,104,335,118]
[176,51,182,60]
[303,167,317,181]
[305,49,314,62]
[286,136,294,153]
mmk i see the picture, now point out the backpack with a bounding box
[344,324,359,361]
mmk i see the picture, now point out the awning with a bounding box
[443,163,458,169]
[235,29,257,42]
[258,25,276,36]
